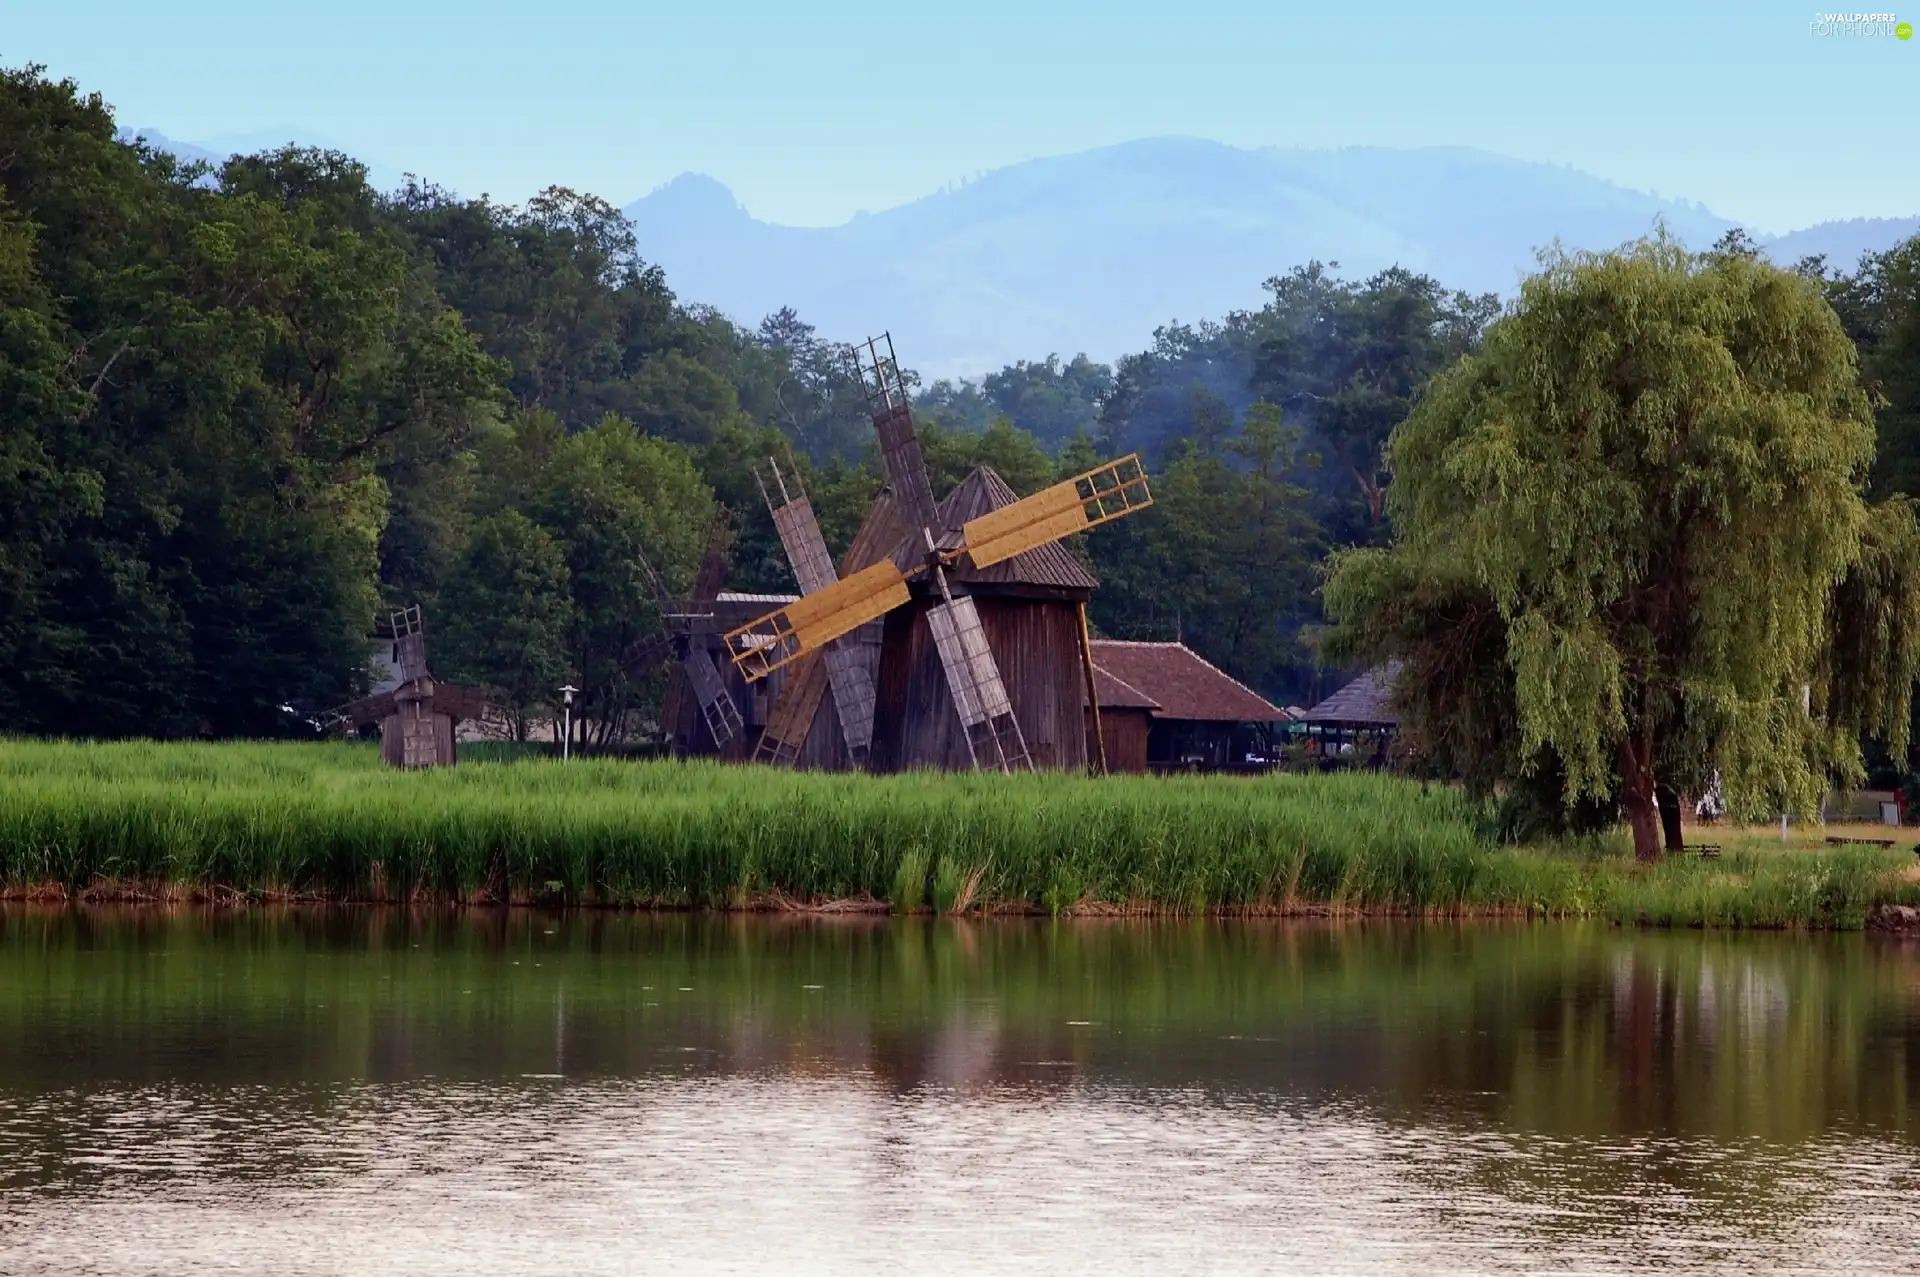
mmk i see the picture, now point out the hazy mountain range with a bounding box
[126,130,1919,379]
[624,140,1919,377]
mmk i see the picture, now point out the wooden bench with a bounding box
[1693,844,1722,860]
[1826,836,1895,848]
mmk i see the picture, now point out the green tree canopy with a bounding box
[437,510,574,740]
[1325,236,1920,859]
[1251,263,1498,537]
[487,414,716,745]
[1090,401,1321,699]
[0,66,503,735]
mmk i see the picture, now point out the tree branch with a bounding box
[86,338,135,400]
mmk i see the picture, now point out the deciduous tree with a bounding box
[1325,237,1920,860]
[438,510,574,740]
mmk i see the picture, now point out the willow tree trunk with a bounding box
[1655,783,1686,854]
[1617,736,1662,862]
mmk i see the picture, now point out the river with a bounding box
[0,908,1915,1274]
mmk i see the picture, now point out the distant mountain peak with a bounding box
[643,173,748,220]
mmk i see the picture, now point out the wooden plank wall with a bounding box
[380,710,457,767]
[871,596,1088,772]
[1089,706,1151,774]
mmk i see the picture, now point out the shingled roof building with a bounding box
[1301,662,1403,767]
[1303,662,1402,729]
[1086,640,1288,772]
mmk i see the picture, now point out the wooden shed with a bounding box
[1086,662,1159,774]
[1087,640,1287,772]
[870,467,1096,773]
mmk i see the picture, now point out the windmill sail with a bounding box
[925,592,1031,773]
[753,650,830,765]
[759,457,879,765]
[391,605,428,683]
[682,647,743,747]
[620,630,676,681]
[858,333,940,533]
[662,510,740,754]
[754,492,906,766]
[957,455,1152,570]
[729,560,910,681]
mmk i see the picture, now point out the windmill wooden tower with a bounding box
[726,334,1152,773]
[327,605,491,767]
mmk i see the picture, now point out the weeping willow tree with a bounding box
[1324,235,1920,861]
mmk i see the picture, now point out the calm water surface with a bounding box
[0,909,1916,1275]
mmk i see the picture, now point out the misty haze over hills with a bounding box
[624,139,1920,377]
[131,130,1918,379]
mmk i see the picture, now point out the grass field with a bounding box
[2,739,1917,927]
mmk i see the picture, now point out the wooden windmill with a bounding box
[326,605,491,767]
[618,511,747,754]
[726,333,1152,773]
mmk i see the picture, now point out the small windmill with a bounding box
[616,510,746,753]
[726,334,1152,773]
[326,604,491,767]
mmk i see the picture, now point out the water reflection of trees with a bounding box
[1,908,1915,1142]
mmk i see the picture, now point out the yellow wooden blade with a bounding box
[726,560,911,681]
[959,454,1153,570]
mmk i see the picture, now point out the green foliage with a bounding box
[1090,400,1322,698]
[0,66,508,735]
[747,307,876,462]
[1328,234,1920,855]
[436,511,574,737]
[1252,263,1498,534]
[929,856,967,914]
[917,416,1057,497]
[1806,239,1920,500]
[496,415,716,744]
[1487,752,1619,845]
[919,353,1113,452]
[0,740,1488,912]
[890,847,930,913]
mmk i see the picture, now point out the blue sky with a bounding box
[5,0,1916,231]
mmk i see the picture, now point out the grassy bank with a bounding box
[2,740,1917,927]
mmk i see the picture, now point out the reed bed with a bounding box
[1,739,1915,927]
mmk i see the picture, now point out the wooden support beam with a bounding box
[1077,601,1106,777]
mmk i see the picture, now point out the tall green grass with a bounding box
[1,739,1914,926]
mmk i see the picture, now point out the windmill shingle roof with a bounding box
[890,466,1099,592]
[1089,640,1285,723]
[1303,662,1403,726]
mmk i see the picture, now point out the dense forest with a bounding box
[4,64,1920,754]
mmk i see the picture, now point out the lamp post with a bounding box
[560,685,578,762]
